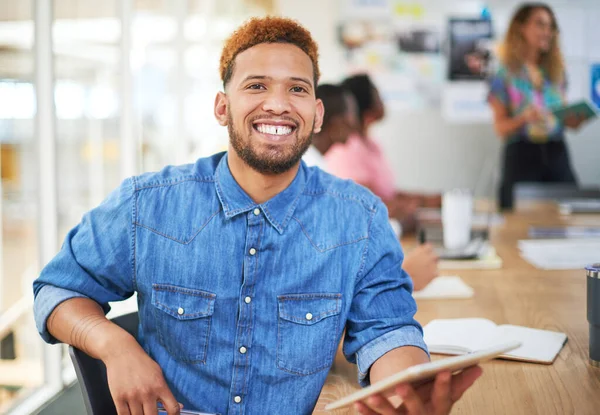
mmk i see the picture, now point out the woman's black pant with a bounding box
[499,140,577,210]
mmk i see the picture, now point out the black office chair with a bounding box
[69,312,139,415]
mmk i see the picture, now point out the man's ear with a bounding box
[214,91,228,126]
[313,98,324,134]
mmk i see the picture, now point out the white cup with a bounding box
[442,189,473,249]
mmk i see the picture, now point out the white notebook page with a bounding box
[424,318,499,353]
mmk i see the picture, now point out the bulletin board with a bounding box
[337,0,600,121]
[338,0,445,111]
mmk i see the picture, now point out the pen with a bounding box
[418,229,426,244]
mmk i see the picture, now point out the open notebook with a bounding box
[423,318,567,364]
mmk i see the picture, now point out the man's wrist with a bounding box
[91,322,139,363]
[370,346,430,384]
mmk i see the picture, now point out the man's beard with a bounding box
[228,113,313,175]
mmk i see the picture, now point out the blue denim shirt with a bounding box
[33,152,427,415]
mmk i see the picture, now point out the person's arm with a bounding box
[487,69,544,141]
[403,244,438,291]
[370,347,429,382]
[343,201,481,414]
[355,346,482,414]
[47,297,124,359]
[33,178,181,415]
[489,96,541,139]
[47,298,182,415]
[343,200,428,387]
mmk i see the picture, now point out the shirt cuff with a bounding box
[356,326,430,387]
[33,285,89,344]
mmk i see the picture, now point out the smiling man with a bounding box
[33,17,480,415]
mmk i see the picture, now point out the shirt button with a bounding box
[305,312,313,321]
[253,208,260,216]
[177,307,184,315]
[249,248,256,255]
[244,296,252,304]
[234,396,242,404]
[239,346,247,354]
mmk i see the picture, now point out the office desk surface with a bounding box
[315,203,600,415]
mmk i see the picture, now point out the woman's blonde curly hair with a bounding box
[497,3,565,87]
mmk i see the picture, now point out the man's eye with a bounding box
[248,84,265,90]
[291,86,307,93]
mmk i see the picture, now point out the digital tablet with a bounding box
[158,409,219,415]
[324,341,521,411]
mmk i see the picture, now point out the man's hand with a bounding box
[354,366,483,415]
[103,336,182,415]
[403,244,439,291]
[46,298,182,415]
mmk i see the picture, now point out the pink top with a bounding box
[325,133,396,201]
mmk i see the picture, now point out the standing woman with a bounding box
[488,3,585,210]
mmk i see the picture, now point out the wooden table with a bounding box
[315,203,600,414]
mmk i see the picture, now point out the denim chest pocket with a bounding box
[152,284,216,364]
[277,293,342,376]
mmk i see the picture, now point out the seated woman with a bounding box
[308,82,437,291]
[303,83,358,170]
[326,74,441,231]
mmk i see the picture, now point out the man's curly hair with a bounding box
[219,16,320,89]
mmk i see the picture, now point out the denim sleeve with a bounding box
[33,178,136,344]
[343,200,428,387]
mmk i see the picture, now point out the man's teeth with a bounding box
[256,124,293,136]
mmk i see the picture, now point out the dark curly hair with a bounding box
[341,74,375,125]
[219,16,320,88]
[316,84,349,130]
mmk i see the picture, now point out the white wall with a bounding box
[278,0,600,195]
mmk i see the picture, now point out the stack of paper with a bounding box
[518,239,600,270]
[413,276,474,300]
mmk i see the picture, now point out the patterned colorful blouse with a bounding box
[488,64,566,143]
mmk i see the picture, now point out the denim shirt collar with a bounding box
[214,153,307,234]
